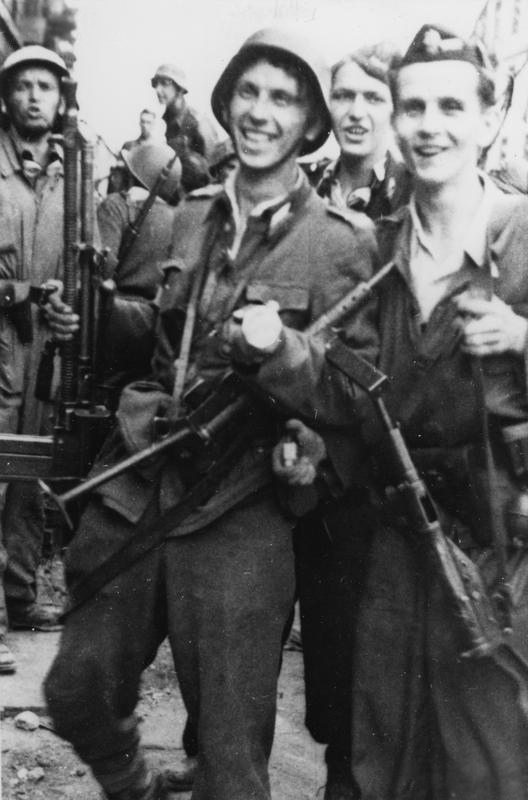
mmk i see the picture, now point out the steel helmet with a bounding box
[0,45,69,95]
[121,142,182,203]
[151,64,188,93]
[211,27,331,156]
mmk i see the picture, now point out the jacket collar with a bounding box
[0,127,63,180]
[206,165,312,245]
[381,171,502,283]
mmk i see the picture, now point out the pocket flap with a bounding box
[246,282,309,310]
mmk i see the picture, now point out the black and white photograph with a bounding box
[2,1,528,798]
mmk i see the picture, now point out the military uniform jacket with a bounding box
[98,172,378,531]
[368,185,528,544]
[0,128,64,435]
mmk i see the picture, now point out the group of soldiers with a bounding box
[1,16,528,800]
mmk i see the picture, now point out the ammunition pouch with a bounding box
[3,297,33,344]
[0,281,32,343]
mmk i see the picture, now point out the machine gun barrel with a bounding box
[39,395,248,528]
[59,77,79,408]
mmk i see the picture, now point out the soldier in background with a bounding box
[121,108,159,154]
[0,45,70,674]
[318,43,411,215]
[97,141,182,396]
[284,44,412,800]
[151,62,218,165]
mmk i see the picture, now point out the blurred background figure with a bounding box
[121,108,160,153]
[108,108,162,194]
[97,141,182,399]
[151,62,218,161]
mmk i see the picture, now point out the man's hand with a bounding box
[272,419,326,487]
[222,302,282,366]
[454,292,528,356]
[41,280,80,341]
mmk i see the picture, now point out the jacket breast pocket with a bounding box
[245,282,310,330]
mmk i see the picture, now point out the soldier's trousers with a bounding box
[351,527,528,800]
[45,491,295,800]
[294,497,372,776]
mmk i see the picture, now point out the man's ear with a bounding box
[58,96,65,116]
[478,102,502,151]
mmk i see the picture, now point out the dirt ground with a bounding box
[1,560,327,800]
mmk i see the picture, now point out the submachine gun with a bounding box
[326,343,528,677]
[0,78,113,485]
[38,261,396,530]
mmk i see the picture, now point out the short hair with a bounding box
[331,42,400,88]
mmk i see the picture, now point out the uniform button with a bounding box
[219,342,232,358]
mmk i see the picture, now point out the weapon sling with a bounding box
[326,342,528,685]
[62,266,395,612]
[65,423,254,613]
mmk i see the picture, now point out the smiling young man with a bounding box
[317,44,412,218]
[347,25,528,800]
[45,28,378,800]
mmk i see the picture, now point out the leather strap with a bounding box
[65,427,254,614]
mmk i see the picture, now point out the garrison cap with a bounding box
[399,24,493,71]
[0,45,69,94]
[211,27,332,156]
[151,63,188,93]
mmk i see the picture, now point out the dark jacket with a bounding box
[316,150,413,221]
[94,173,379,529]
[163,102,217,163]
[366,183,528,545]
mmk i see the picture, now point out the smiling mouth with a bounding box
[343,126,368,138]
[415,145,445,158]
[240,129,274,146]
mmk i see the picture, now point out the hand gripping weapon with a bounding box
[39,261,396,526]
[0,79,112,482]
[326,341,528,679]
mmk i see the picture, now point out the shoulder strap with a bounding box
[64,427,254,615]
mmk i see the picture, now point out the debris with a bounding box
[14,711,40,731]
[16,767,28,781]
[28,766,45,781]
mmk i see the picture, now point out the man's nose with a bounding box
[347,94,367,119]
[419,103,442,133]
[247,92,271,121]
[28,85,40,102]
